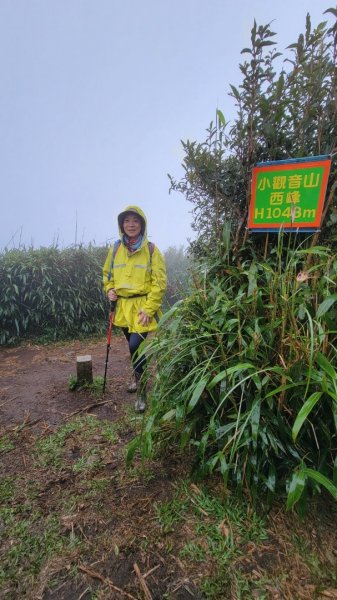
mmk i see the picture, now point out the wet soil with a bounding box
[0,336,129,427]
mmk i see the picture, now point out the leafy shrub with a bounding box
[0,245,109,345]
[129,235,337,510]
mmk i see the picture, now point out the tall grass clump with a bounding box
[129,231,337,510]
[0,245,109,345]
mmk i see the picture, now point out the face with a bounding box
[123,214,142,237]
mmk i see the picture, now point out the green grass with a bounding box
[153,477,337,599]
[291,530,337,588]
[0,508,79,589]
[154,480,268,599]
[84,477,111,495]
[35,415,117,469]
[131,239,337,512]
[0,477,15,503]
[0,434,15,454]
[155,491,189,533]
[0,245,109,346]
[72,451,103,473]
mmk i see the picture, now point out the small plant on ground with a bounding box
[68,375,105,397]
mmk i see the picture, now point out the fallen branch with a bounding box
[78,564,137,600]
[64,400,112,420]
[143,564,160,579]
[133,563,153,600]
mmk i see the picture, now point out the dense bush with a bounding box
[0,243,191,345]
[130,233,337,509]
[0,246,109,345]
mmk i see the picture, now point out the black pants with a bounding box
[122,329,148,375]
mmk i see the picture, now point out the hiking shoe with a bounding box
[126,377,137,393]
[134,372,147,412]
[134,396,147,413]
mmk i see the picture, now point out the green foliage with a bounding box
[169,9,337,253]
[129,235,337,509]
[0,245,109,345]
[0,435,15,454]
[169,132,246,255]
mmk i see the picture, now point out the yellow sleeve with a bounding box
[102,247,115,295]
[143,247,167,317]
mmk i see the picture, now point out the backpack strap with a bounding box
[108,239,155,280]
[107,240,121,281]
[148,241,155,258]
[148,241,155,272]
[113,239,122,259]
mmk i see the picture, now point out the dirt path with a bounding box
[0,336,131,428]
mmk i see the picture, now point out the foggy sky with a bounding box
[0,0,331,252]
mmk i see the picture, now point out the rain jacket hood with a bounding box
[118,206,147,240]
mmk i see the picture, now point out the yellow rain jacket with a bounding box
[102,206,167,333]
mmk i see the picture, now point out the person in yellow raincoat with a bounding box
[103,206,167,412]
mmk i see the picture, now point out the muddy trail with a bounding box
[0,336,129,427]
[0,336,337,600]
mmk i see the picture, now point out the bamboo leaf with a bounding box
[125,436,141,466]
[286,470,306,510]
[187,378,208,413]
[265,381,300,398]
[292,392,322,442]
[301,468,337,501]
[317,294,337,318]
[250,400,260,441]
[161,409,176,422]
[297,246,331,256]
[216,109,226,126]
[315,352,337,380]
[208,362,255,389]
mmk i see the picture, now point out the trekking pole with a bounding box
[103,300,117,394]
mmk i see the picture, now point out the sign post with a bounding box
[248,155,332,232]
